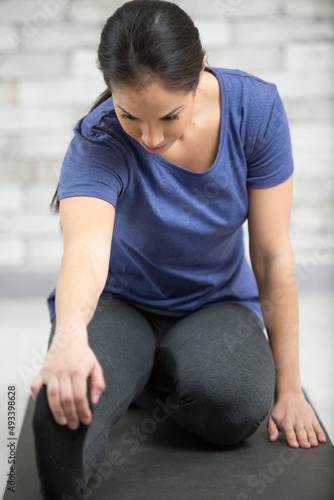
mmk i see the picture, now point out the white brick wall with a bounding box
[25,182,61,210]
[68,0,121,23]
[0,83,16,105]
[0,238,25,267]
[0,53,67,78]
[235,19,334,45]
[194,19,232,46]
[290,124,334,156]
[286,100,334,122]
[1,212,60,237]
[254,72,334,100]
[292,181,334,209]
[0,183,23,214]
[285,42,334,72]
[0,0,333,274]
[17,78,105,105]
[0,0,67,22]
[0,161,35,183]
[70,49,100,77]
[27,237,63,268]
[20,25,100,52]
[180,0,280,19]
[18,132,74,160]
[282,0,334,17]
[0,108,75,133]
[208,46,280,72]
[293,153,333,181]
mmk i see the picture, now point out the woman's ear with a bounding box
[202,54,208,70]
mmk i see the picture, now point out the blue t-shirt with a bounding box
[47,66,294,329]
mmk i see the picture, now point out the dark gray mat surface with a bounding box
[3,389,334,500]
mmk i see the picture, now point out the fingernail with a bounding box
[302,442,310,447]
[311,439,317,445]
[319,434,326,442]
[82,417,91,425]
[59,417,67,425]
[92,393,100,404]
[292,441,299,447]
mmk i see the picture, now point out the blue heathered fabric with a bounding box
[47,67,294,328]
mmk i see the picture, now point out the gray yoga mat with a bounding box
[3,388,334,500]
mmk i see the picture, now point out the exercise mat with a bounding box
[3,388,333,500]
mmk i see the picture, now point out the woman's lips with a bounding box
[144,143,168,151]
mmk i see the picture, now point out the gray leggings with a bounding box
[32,295,276,500]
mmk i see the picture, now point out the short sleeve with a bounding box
[246,88,294,188]
[58,115,129,208]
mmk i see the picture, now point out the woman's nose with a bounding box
[141,127,164,149]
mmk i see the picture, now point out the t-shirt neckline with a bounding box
[152,66,227,177]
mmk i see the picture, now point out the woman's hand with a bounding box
[267,389,327,448]
[30,330,106,430]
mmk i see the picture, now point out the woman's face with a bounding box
[111,79,197,153]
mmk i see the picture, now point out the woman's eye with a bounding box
[121,114,135,120]
[121,113,179,122]
[165,115,179,121]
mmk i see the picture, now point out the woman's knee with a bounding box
[204,399,271,446]
[173,380,273,446]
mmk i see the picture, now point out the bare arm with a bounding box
[247,176,326,448]
[30,196,115,429]
[55,196,115,336]
[247,175,301,394]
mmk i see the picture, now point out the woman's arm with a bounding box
[248,175,299,393]
[55,196,115,335]
[30,196,115,429]
[247,176,326,448]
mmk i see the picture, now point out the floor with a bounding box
[0,291,333,498]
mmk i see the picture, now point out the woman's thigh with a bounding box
[33,295,158,496]
[148,303,276,446]
[46,294,158,418]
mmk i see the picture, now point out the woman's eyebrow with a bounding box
[116,104,184,119]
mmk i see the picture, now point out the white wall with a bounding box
[0,0,333,276]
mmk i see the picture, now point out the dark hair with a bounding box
[50,0,207,214]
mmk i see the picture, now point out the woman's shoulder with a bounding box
[80,96,119,137]
[212,66,281,129]
[213,66,279,109]
[74,95,133,156]
[214,66,277,90]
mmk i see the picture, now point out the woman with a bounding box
[30,0,326,498]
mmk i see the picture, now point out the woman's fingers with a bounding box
[46,376,68,426]
[71,369,93,426]
[306,418,326,446]
[310,418,326,444]
[267,416,279,442]
[294,423,311,448]
[31,343,106,430]
[271,418,319,448]
[30,374,44,402]
[89,359,106,405]
[58,374,80,429]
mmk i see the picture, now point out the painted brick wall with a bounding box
[0,0,333,278]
